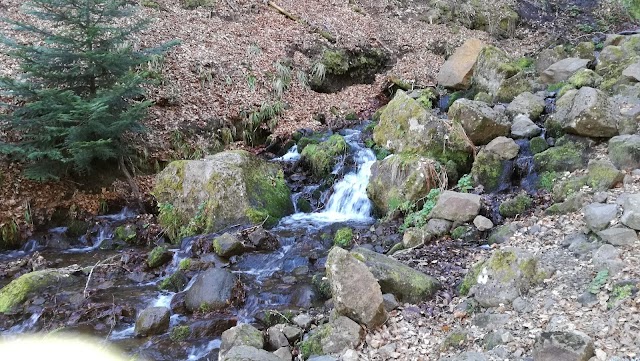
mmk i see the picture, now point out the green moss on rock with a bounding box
[334,227,353,247]
[170,325,191,342]
[113,224,136,243]
[529,137,549,155]
[459,261,486,296]
[147,246,172,269]
[158,270,188,292]
[533,140,586,173]
[301,134,348,178]
[499,193,533,218]
[471,151,505,192]
[0,269,77,313]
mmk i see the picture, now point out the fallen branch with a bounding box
[266,1,336,43]
[84,255,121,298]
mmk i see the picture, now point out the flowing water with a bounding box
[0,128,377,360]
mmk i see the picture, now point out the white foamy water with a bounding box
[274,144,301,162]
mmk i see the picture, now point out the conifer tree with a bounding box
[0,0,176,180]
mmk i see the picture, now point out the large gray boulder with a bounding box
[430,191,481,222]
[185,268,237,312]
[437,38,485,90]
[463,248,542,307]
[448,99,510,145]
[622,62,640,81]
[351,247,440,303]
[597,227,638,246]
[593,244,625,275]
[367,154,444,215]
[220,323,264,357]
[154,151,293,240]
[373,90,473,166]
[506,92,546,119]
[540,58,590,84]
[297,316,363,358]
[134,306,170,336]
[621,194,640,230]
[532,331,594,361]
[552,87,618,138]
[220,346,282,361]
[325,247,387,329]
[582,203,618,232]
[608,135,640,170]
[511,114,541,138]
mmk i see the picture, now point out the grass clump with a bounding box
[333,227,353,247]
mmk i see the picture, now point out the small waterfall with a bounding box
[5,312,41,334]
[274,144,301,162]
[281,129,376,226]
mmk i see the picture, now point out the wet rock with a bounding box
[367,154,444,215]
[540,58,590,84]
[169,292,187,314]
[463,248,542,307]
[0,266,80,313]
[597,227,638,246]
[448,99,510,145]
[437,38,485,90]
[301,134,348,179]
[220,323,264,357]
[213,233,245,258]
[134,306,170,336]
[154,150,293,241]
[158,270,188,292]
[621,194,640,230]
[430,191,481,223]
[147,246,173,269]
[220,346,281,361]
[609,135,640,170]
[583,203,618,232]
[532,331,594,361]
[425,218,452,237]
[511,114,541,138]
[185,268,237,312]
[382,293,399,312]
[593,244,625,275]
[267,326,290,350]
[473,215,494,231]
[290,284,316,308]
[189,317,237,338]
[552,87,618,138]
[351,247,440,303]
[298,316,363,359]
[246,227,279,251]
[506,92,546,119]
[325,247,387,329]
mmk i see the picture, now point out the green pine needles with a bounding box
[0,0,177,181]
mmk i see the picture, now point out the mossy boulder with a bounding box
[596,37,640,92]
[220,323,264,357]
[297,316,363,359]
[499,193,533,218]
[448,99,511,145]
[301,134,348,178]
[568,69,603,88]
[472,46,534,102]
[471,137,520,192]
[367,154,444,216]
[462,248,544,307]
[113,224,137,243]
[334,227,353,248]
[529,137,549,154]
[213,233,245,258]
[608,134,640,170]
[506,92,546,119]
[551,87,618,138]
[585,159,623,190]
[153,150,293,242]
[533,138,587,173]
[147,246,173,269]
[0,267,80,313]
[373,90,474,172]
[310,46,389,93]
[158,270,188,292]
[351,247,440,303]
[134,306,170,336]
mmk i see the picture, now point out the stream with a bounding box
[0,128,378,360]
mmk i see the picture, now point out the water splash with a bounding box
[274,144,301,162]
